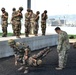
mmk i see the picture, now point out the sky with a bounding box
[31,0,76,16]
[0,0,76,18]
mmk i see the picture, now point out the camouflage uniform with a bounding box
[8,39,31,64]
[57,31,70,68]
[41,10,47,35]
[34,11,40,36]
[8,39,51,74]
[14,7,23,38]
[11,8,16,36]
[30,11,36,35]
[1,8,8,37]
[28,47,51,66]
[25,10,31,37]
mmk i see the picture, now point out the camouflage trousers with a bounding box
[30,22,35,35]
[41,22,46,35]
[2,21,8,37]
[58,49,68,68]
[12,20,16,35]
[34,22,39,36]
[25,22,31,37]
[14,20,21,36]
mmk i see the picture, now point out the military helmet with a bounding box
[8,39,16,45]
[37,59,42,65]
[27,8,30,12]
[36,11,40,14]
[12,8,16,11]
[19,7,23,11]
[44,10,47,13]
[1,7,5,11]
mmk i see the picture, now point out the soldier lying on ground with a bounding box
[8,39,51,74]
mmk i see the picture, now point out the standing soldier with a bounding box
[1,7,8,37]
[25,9,31,37]
[41,10,47,35]
[11,8,16,36]
[30,10,36,35]
[55,27,70,70]
[14,7,23,38]
[34,11,40,36]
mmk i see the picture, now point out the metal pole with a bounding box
[27,0,31,9]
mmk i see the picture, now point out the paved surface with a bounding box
[0,44,76,75]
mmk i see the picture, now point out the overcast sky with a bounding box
[0,0,76,17]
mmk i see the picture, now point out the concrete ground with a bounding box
[0,44,76,75]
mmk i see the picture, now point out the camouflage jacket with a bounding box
[57,31,70,52]
[1,11,8,21]
[25,13,30,21]
[13,10,23,21]
[41,13,47,22]
[11,11,17,21]
[35,14,39,22]
[13,42,31,57]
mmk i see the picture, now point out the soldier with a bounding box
[8,39,51,74]
[41,10,48,35]
[25,9,31,37]
[55,27,70,70]
[13,7,23,38]
[8,39,31,74]
[34,11,40,36]
[30,10,36,35]
[11,8,16,36]
[1,7,8,37]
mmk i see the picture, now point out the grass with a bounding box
[0,33,24,36]
[0,33,76,39]
[68,35,76,39]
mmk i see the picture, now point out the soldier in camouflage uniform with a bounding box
[8,39,51,74]
[25,9,31,37]
[41,10,47,35]
[8,39,31,74]
[34,11,40,36]
[13,7,23,38]
[1,7,8,37]
[30,10,36,35]
[55,27,70,70]
[11,8,16,36]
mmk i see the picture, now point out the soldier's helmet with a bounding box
[12,8,16,11]
[44,10,47,13]
[19,7,23,11]
[27,8,30,12]
[1,7,5,11]
[36,11,40,14]
[8,39,16,45]
[37,59,42,65]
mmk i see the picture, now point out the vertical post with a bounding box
[27,0,31,9]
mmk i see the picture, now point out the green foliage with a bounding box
[68,35,76,39]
